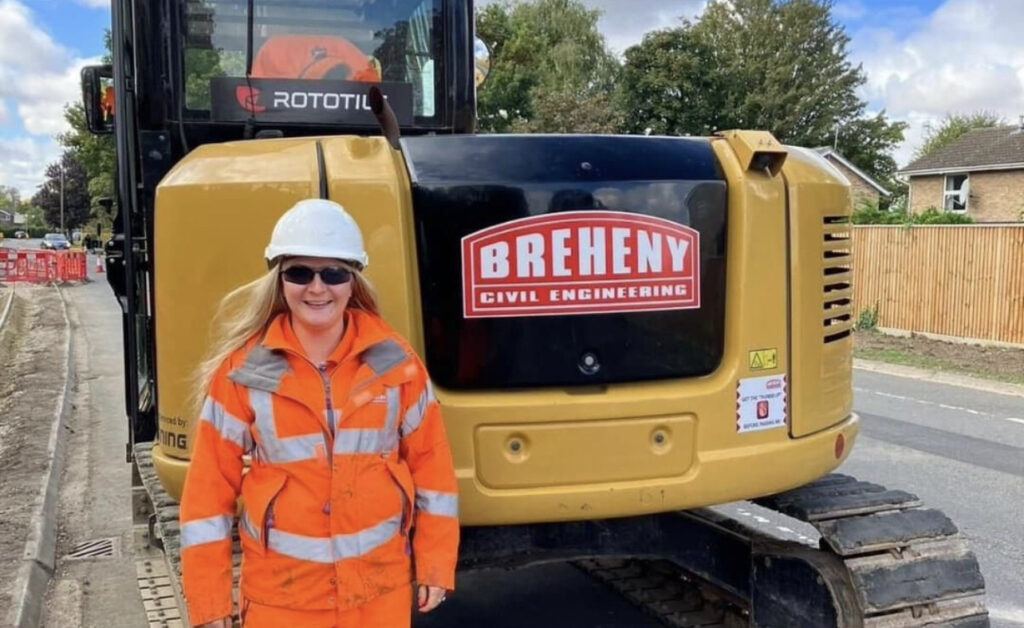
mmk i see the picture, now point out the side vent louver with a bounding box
[823,216,853,343]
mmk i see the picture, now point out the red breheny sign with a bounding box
[461,211,701,318]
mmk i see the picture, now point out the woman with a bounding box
[179,199,459,627]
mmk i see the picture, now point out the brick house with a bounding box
[813,147,891,208]
[899,123,1024,222]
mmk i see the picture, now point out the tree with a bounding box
[56,29,117,232]
[834,112,908,198]
[0,185,19,211]
[21,203,46,230]
[620,0,906,188]
[475,0,622,133]
[31,152,92,232]
[912,112,1004,162]
[59,103,116,222]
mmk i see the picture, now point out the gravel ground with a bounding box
[0,285,69,619]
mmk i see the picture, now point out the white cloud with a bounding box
[0,1,101,194]
[0,136,62,197]
[0,0,65,72]
[833,1,867,21]
[15,55,99,135]
[853,0,1024,166]
[74,0,110,7]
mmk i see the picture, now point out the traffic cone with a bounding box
[95,254,104,273]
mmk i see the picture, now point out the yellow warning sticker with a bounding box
[749,348,778,371]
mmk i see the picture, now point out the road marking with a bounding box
[854,387,988,416]
[1006,418,1024,426]
[988,605,1024,624]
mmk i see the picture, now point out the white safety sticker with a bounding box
[736,375,787,433]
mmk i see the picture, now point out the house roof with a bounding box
[812,147,892,196]
[900,124,1024,175]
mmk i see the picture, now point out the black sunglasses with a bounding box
[280,265,353,286]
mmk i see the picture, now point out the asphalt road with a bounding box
[840,370,1024,627]
[1,237,41,249]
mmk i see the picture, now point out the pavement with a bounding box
[38,267,148,627]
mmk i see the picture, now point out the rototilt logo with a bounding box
[461,211,701,318]
[235,85,266,113]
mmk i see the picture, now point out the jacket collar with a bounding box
[260,309,394,367]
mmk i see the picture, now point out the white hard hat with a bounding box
[264,199,369,268]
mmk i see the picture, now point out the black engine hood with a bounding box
[401,134,727,390]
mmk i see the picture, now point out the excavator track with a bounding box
[752,473,987,627]
[133,444,242,627]
[575,474,987,627]
[132,443,986,627]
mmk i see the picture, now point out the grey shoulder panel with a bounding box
[362,339,409,375]
[228,345,290,392]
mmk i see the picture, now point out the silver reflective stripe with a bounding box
[332,512,402,559]
[334,387,401,454]
[250,389,324,463]
[268,529,334,563]
[333,428,387,455]
[362,339,408,374]
[382,386,401,452]
[239,508,260,542]
[181,514,233,548]
[399,382,435,439]
[265,512,403,563]
[416,489,459,518]
[200,397,252,452]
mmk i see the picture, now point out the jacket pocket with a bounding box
[384,457,415,536]
[239,467,287,555]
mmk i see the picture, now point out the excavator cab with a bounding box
[80,0,478,451]
[83,1,988,626]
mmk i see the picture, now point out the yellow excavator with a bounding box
[82,0,987,625]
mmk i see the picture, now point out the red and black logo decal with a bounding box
[235,85,266,113]
[461,211,701,318]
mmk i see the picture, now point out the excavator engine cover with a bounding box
[402,135,727,389]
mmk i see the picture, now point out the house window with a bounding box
[943,174,969,212]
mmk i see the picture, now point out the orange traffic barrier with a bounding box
[0,248,88,283]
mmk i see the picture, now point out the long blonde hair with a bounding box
[194,260,379,410]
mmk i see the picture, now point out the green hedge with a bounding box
[852,206,974,225]
[1,227,52,239]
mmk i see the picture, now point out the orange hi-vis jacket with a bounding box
[179,310,459,626]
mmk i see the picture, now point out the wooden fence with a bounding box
[852,225,1024,346]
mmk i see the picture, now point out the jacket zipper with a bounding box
[318,363,335,467]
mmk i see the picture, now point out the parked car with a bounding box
[14,230,28,239]
[41,233,71,250]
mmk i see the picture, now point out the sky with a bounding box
[1,0,1023,197]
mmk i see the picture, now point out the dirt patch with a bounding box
[0,285,69,618]
[854,330,1024,385]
